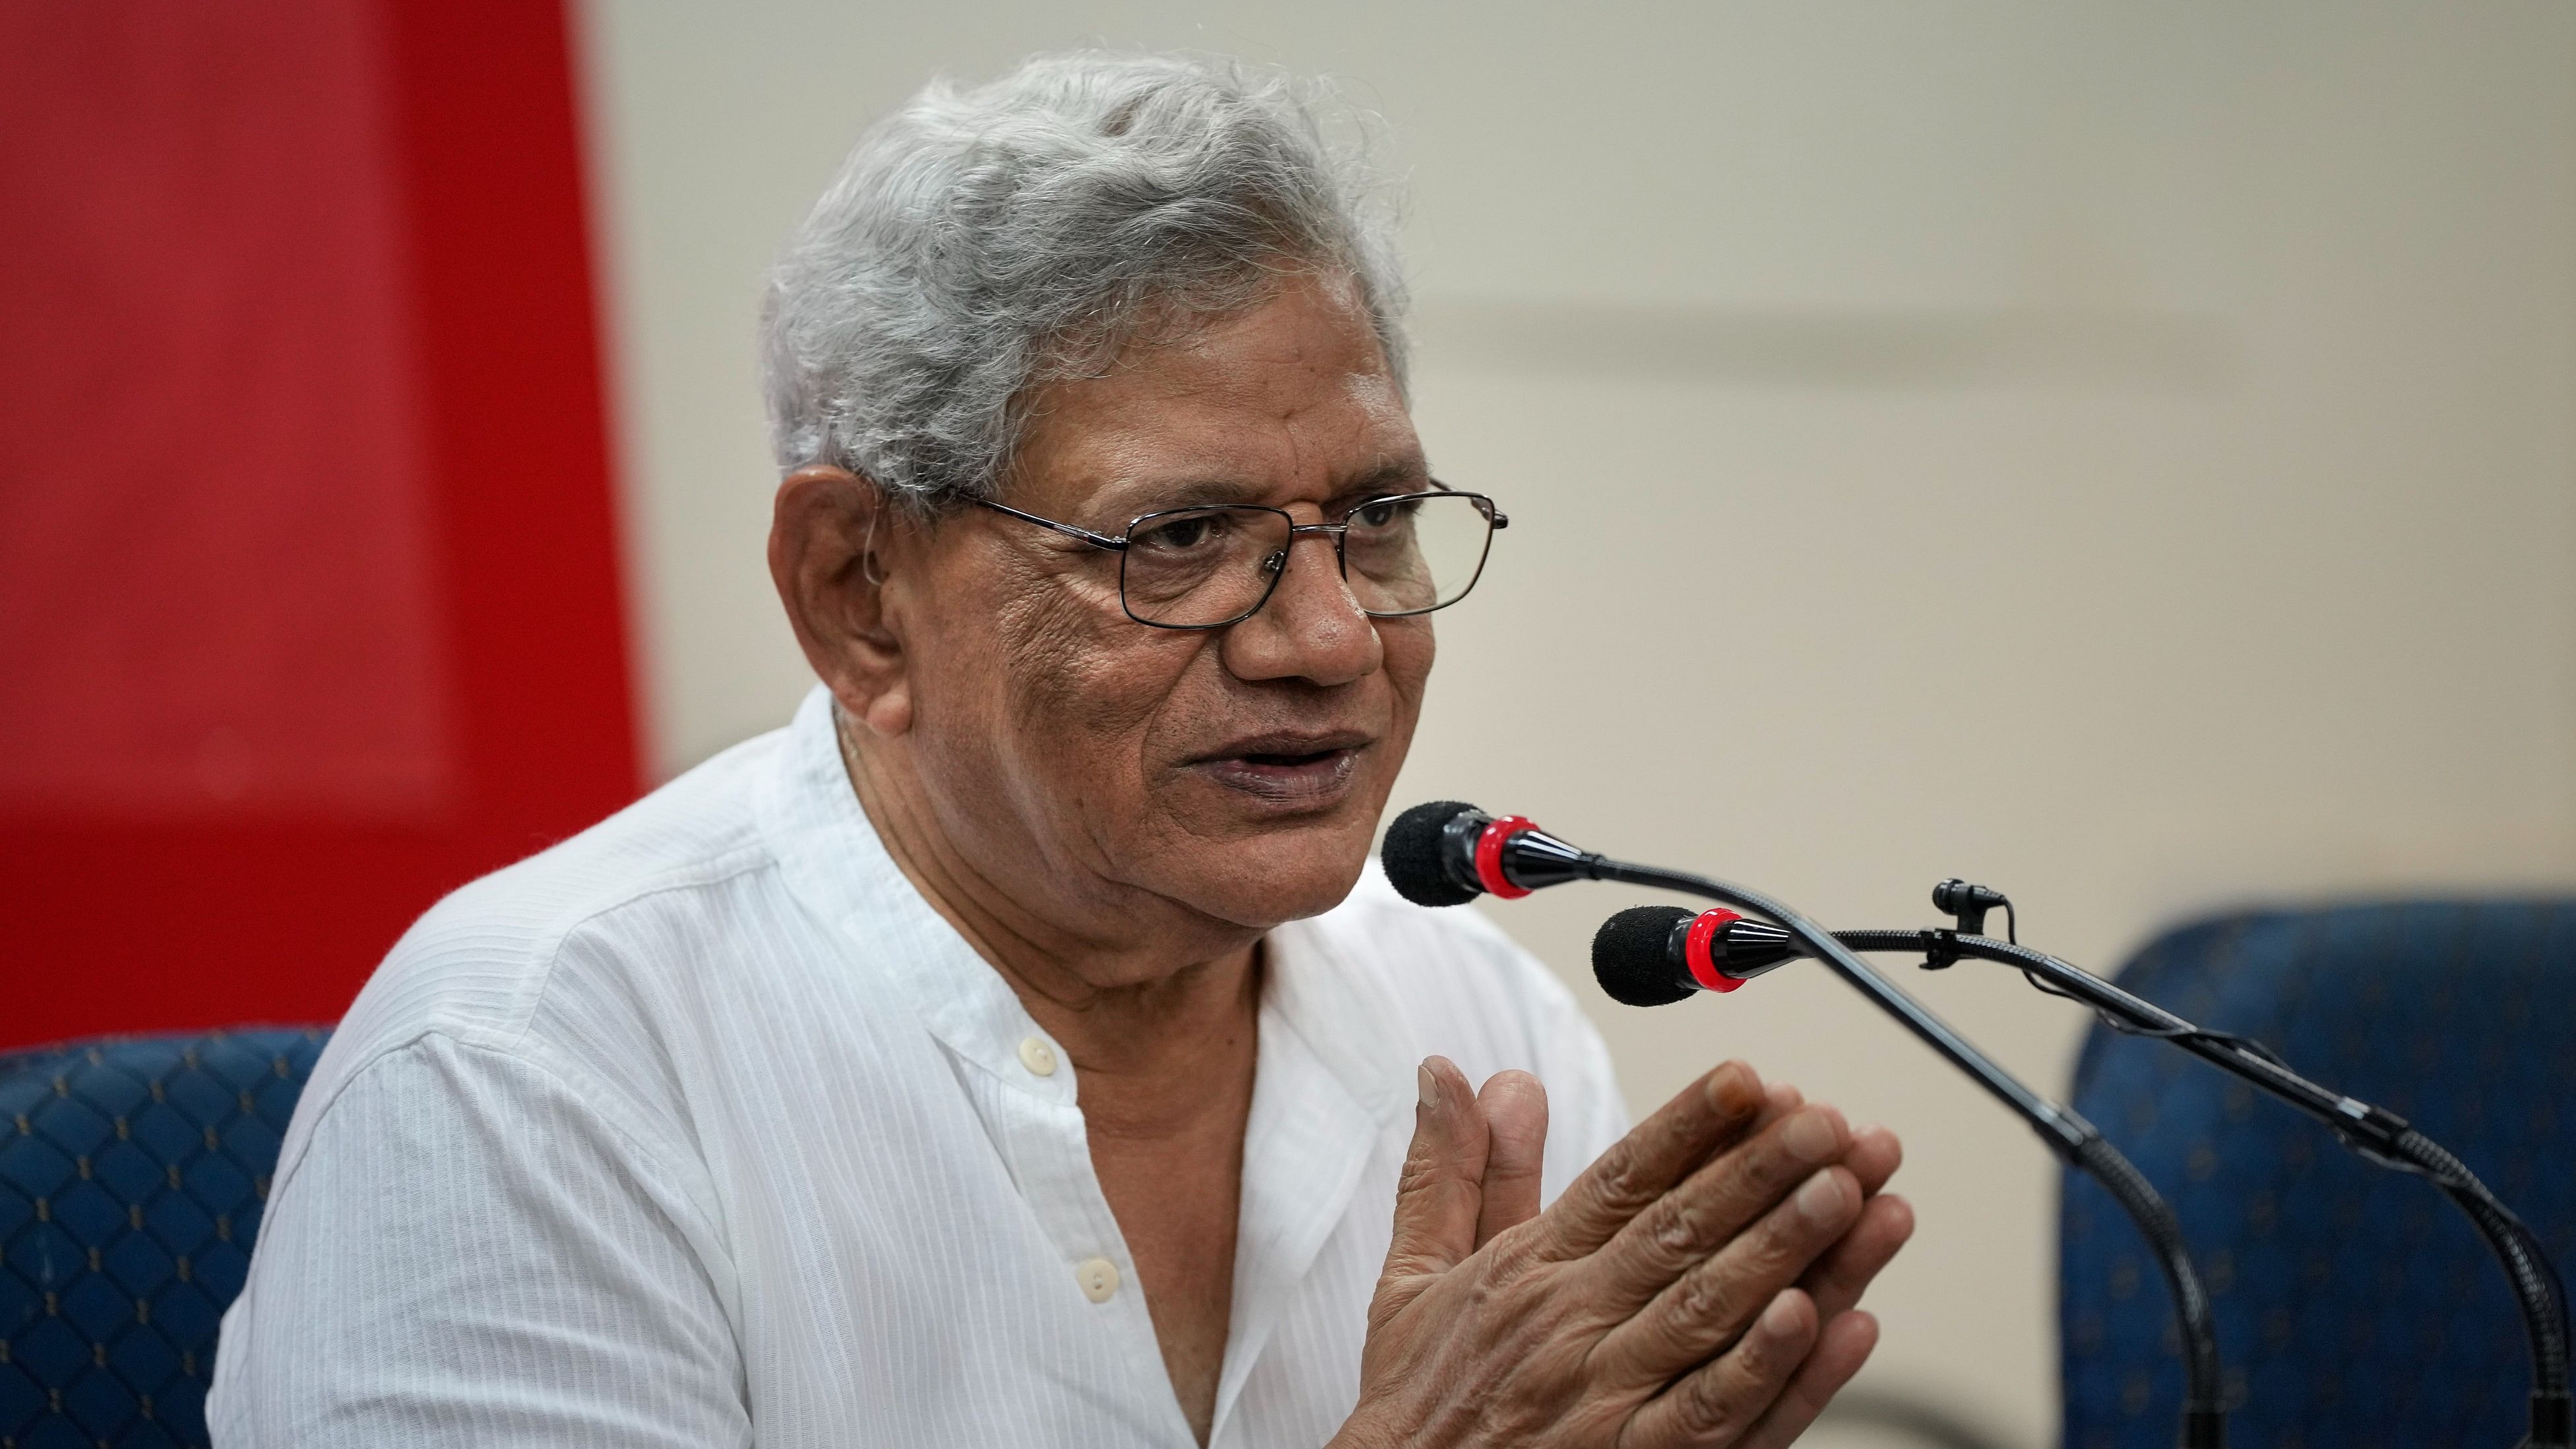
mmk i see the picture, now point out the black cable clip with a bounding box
[1932,879,2015,942]
[1921,929,1963,971]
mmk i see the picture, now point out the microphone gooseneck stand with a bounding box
[1827,925,2574,1449]
[1499,833,2231,1448]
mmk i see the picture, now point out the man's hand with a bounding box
[1333,1057,1913,1449]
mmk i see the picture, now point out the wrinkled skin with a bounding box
[780,272,1429,970]
[1342,1061,1912,1449]
[768,270,1912,1447]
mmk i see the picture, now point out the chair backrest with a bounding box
[2,1030,329,1449]
[2059,901,2576,1449]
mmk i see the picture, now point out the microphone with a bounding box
[1383,801,2095,1158]
[1380,799,1602,906]
[1591,905,1801,1006]
[1381,803,2084,1154]
[1380,795,2226,1446]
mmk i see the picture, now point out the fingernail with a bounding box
[1417,1063,1437,1111]
[1761,1289,1803,1338]
[1703,1063,1753,1115]
[1796,1168,1847,1224]
[1783,1109,1838,1163]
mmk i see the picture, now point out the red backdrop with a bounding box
[0,0,640,1048]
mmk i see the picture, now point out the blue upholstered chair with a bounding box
[1,1030,330,1449]
[2060,902,2576,1449]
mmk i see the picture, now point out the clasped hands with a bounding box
[1335,1059,1914,1449]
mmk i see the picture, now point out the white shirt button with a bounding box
[1017,1035,1058,1077]
[1075,1257,1119,1303]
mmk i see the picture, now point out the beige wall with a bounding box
[574,4,2576,1442]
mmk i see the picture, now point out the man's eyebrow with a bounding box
[1091,474,1267,518]
[1327,460,1431,501]
[1088,459,1432,520]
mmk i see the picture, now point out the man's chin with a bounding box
[1149,820,1375,930]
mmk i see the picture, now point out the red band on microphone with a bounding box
[1683,909,1746,992]
[1474,816,1538,899]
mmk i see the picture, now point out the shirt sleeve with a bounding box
[208,1032,749,1448]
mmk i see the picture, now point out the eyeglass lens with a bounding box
[1118,493,1495,627]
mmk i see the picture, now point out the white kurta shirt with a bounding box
[209,687,1627,1448]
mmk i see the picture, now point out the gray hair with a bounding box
[759,51,1410,509]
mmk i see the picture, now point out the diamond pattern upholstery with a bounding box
[2059,902,2576,1449]
[1,1031,329,1449]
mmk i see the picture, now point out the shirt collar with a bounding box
[757,686,1059,1099]
[754,683,1414,1126]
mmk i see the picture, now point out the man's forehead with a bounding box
[1026,270,1396,412]
[1013,364,1422,518]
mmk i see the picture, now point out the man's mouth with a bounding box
[1189,731,1373,805]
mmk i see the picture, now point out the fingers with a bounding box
[1843,1124,1902,1198]
[1582,1103,1850,1314]
[1752,1093,1901,1206]
[1734,1309,1881,1449]
[1800,1192,1914,1324]
[1755,1091,1900,1204]
[1763,1092,1899,1200]
[1473,1070,1549,1247]
[1615,1288,1817,1449]
[1375,1057,1491,1309]
[1751,1082,1802,1132]
[1532,1061,1768,1260]
[1590,1158,1863,1384]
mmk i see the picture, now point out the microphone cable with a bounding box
[1383,805,2231,1448]
[1827,926,2572,1449]
[1590,861,2230,1449]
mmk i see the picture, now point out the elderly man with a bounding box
[212,52,1911,1448]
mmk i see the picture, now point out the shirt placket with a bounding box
[961,1028,1203,1448]
[1207,923,1409,1449]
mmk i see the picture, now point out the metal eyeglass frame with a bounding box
[965,483,1509,631]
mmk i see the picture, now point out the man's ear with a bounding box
[769,466,916,737]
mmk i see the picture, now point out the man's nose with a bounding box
[1219,527,1381,686]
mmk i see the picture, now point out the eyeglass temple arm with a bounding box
[970,497,1128,551]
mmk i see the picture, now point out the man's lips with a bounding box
[1193,729,1373,766]
[1186,730,1375,804]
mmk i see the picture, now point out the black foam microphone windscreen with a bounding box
[1591,904,1699,1006]
[1381,800,1479,907]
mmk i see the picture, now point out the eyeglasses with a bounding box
[967,485,1509,630]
